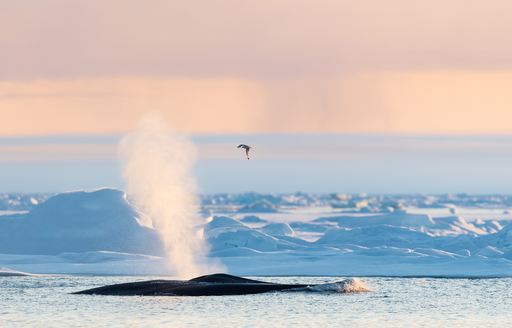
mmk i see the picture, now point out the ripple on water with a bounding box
[1,276,512,327]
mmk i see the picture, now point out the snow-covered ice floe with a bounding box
[0,267,32,276]
[1,189,512,276]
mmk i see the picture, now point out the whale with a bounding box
[73,273,365,296]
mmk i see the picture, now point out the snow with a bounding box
[240,215,267,224]
[0,188,163,256]
[260,223,295,236]
[0,193,50,211]
[237,200,278,213]
[1,190,512,276]
[0,253,167,275]
[0,267,32,276]
[205,216,301,252]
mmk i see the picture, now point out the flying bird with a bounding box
[237,144,252,160]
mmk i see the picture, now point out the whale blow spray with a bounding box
[119,115,217,278]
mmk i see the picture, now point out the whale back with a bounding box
[189,273,265,284]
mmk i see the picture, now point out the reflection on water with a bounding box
[1,275,511,327]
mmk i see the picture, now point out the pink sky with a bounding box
[2,0,512,135]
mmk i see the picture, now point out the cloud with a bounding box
[2,0,512,79]
[0,143,115,163]
[3,1,512,136]
[2,72,512,135]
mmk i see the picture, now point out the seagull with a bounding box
[237,144,252,160]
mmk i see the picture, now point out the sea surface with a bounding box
[1,275,511,327]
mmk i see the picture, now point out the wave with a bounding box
[293,278,371,293]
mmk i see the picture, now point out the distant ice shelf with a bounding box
[1,189,512,276]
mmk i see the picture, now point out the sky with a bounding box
[1,0,512,192]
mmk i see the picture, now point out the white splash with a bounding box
[119,114,219,278]
[306,278,371,293]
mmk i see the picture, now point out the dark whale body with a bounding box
[74,273,313,296]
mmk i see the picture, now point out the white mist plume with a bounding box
[119,114,218,278]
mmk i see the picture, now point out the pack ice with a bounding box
[1,189,511,276]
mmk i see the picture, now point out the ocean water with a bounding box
[1,275,511,327]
